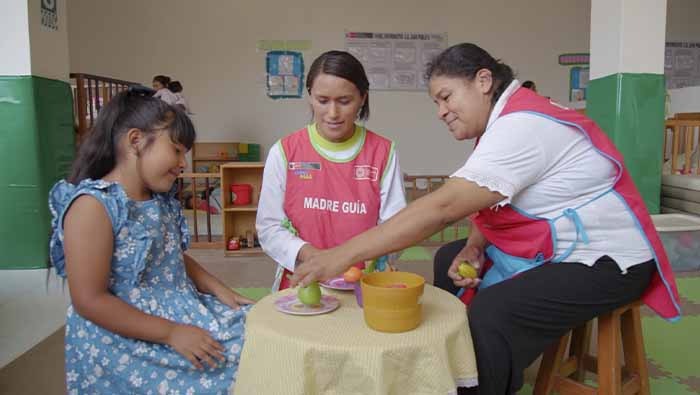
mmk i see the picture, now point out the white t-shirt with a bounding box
[452,80,652,271]
[256,126,407,271]
[173,92,190,113]
[153,88,178,105]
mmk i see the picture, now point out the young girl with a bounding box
[49,86,253,394]
[152,75,178,105]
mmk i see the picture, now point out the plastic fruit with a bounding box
[343,267,362,283]
[297,282,322,306]
[458,262,477,279]
[363,259,377,274]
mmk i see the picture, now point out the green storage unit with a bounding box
[0,76,75,269]
[586,73,665,214]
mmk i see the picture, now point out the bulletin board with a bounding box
[665,42,700,89]
[266,51,304,99]
[345,31,447,91]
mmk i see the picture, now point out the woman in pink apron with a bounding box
[255,51,406,291]
[290,43,680,394]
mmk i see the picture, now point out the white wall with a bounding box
[0,0,31,76]
[0,270,70,369]
[67,0,592,174]
[590,0,667,80]
[670,86,700,114]
[666,0,700,42]
[27,0,70,81]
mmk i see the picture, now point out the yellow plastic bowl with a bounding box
[361,271,425,333]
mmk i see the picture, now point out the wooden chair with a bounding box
[534,301,650,395]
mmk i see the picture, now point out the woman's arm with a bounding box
[378,144,407,223]
[446,224,489,288]
[290,177,504,286]
[255,142,312,271]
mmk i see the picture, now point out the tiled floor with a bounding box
[1,247,699,394]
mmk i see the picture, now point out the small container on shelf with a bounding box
[239,235,248,249]
[230,184,253,205]
[246,230,255,248]
[227,237,240,251]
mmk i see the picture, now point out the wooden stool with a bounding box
[534,301,650,395]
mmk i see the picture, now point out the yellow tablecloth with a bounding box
[232,284,478,395]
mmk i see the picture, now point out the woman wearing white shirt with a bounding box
[290,43,681,394]
[256,51,406,291]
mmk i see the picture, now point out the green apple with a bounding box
[458,262,477,279]
[297,282,322,306]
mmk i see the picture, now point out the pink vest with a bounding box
[277,126,392,289]
[469,88,681,321]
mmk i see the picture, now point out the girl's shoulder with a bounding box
[49,179,131,278]
[49,179,131,231]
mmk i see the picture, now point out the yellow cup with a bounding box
[360,271,425,333]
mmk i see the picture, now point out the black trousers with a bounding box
[434,239,655,395]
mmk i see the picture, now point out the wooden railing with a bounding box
[70,73,138,143]
[664,115,700,175]
[403,175,469,246]
[176,173,223,249]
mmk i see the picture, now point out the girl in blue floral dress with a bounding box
[49,87,253,395]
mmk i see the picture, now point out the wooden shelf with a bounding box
[221,163,265,256]
[194,157,238,162]
[179,172,221,179]
[220,162,264,169]
[223,205,257,212]
[224,247,264,257]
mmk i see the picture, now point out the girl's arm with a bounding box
[183,253,254,308]
[64,195,224,370]
[290,177,504,286]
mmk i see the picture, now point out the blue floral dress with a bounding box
[49,179,250,395]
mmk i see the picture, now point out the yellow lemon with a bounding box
[458,262,477,279]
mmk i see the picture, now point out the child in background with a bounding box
[168,80,190,113]
[152,74,178,105]
[49,86,253,394]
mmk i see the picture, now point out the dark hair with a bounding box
[68,85,196,184]
[521,80,536,90]
[426,43,514,105]
[306,50,370,121]
[152,75,171,87]
[168,81,183,93]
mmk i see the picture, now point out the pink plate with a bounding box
[320,277,355,291]
[274,294,340,316]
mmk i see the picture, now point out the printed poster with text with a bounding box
[345,32,447,91]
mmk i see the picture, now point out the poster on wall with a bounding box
[41,0,58,30]
[345,32,447,91]
[569,67,589,102]
[266,51,304,99]
[665,42,700,89]
[558,53,589,102]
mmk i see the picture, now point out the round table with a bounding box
[232,284,478,395]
